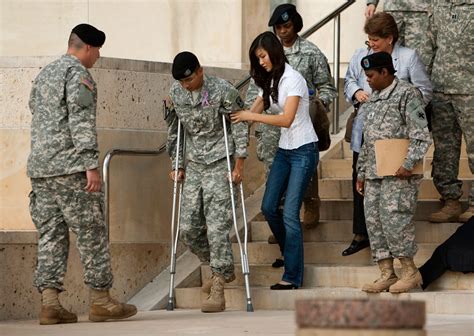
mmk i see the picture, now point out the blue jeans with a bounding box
[261,142,318,287]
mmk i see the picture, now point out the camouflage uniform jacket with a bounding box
[367,0,430,11]
[27,54,99,178]
[167,75,248,168]
[431,0,474,94]
[357,78,432,180]
[285,36,336,106]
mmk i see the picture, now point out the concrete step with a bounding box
[319,158,352,178]
[315,200,464,221]
[175,286,474,314]
[327,142,468,160]
[319,178,471,200]
[232,242,438,266]
[250,220,462,244]
[201,264,474,291]
[319,154,471,179]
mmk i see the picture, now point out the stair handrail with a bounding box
[102,144,167,240]
[235,0,356,134]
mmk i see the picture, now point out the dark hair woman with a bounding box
[246,4,336,233]
[231,31,318,290]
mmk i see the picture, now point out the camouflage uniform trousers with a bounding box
[255,120,280,176]
[388,11,435,72]
[29,172,113,293]
[364,176,421,262]
[431,93,474,207]
[179,158,235,280]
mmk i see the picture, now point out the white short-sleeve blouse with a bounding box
[260,63,318,150]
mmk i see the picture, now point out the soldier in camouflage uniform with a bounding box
[166,52,248,312]
[356,52,431,293]
[428,0,474,223]
[27,24,136,325]
[366,0,434,73]
[246,4,336,238]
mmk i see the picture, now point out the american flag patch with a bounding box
[81,77,94,91]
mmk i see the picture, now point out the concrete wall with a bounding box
[0,56,265,320]
[0,0,378,70]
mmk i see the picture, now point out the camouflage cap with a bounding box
[172,51,200,80]
[268,4,297,26]
[361,52,396,72]
[71,23,105,47]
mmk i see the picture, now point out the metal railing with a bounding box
[102,145,166,240]
[235,0,356,134]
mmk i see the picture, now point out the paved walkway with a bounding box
[1,310,473,335]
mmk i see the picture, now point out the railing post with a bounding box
[332,14,341,134]
[103,153,112,241]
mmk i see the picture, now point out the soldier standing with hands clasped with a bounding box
[166,51,248,312]
[356,52,432,294]
[28,24,137,325]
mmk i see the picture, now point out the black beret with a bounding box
[268,4,297,26]
[71,23,105,47]
[172,51,200,80]
[361,52,396,71]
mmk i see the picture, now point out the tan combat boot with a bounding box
[362,258,398,293]
[201,273,235,294]
[89,289,137,322]
[458,206,474,223]
[389,258,422,293]
[303,198,320,229]
[429,199,462,223]
[267,234,278,244]
[39,288,77,325]
[201,273,225,313]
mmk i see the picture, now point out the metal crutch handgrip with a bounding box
[167,120,184,311]
[221,114,254,312]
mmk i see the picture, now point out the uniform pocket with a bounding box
[396,178,420,213]
[68,190,104,229]
[28,189,57,232]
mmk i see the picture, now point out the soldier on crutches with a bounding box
[164,51,253,313]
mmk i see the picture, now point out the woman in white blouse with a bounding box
[231,31,317,290]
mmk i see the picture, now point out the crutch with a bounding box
[222,114,254,312]
[166,119,185,311]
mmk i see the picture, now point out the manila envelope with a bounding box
[375,139,424,176]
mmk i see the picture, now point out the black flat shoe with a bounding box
[342,238,370,256]
[271,258,284,268]
[270,283,298,290]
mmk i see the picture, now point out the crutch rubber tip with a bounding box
[166,300,175,311]
[246,303,254,312]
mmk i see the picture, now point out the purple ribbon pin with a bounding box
[201,90,209,107]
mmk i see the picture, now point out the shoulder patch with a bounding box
[235,96,244,109]
[407,99,428,129]
[80,77,94,91]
